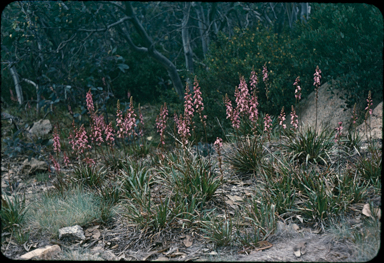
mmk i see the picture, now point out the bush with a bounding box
[291,3,383,108]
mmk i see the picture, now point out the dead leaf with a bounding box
[296,215,304,223]
[183,235,193,247]
[362,203,372,218]
[227,195,243,202]
[374,208,381,220]
[291,223,300,231]
[293,242,307,258]
[225,199,235,206]
[92,229,100,240]
[154,256,169,261]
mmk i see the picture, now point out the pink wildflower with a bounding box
[264,114,272,132]
[278,107,286,129]
[156,103,168,146]
[335,121,343,143]
[290,105,298,130]
[313,66,322,88]
[365,91,373,115]
[91,114,105,146]
[262,64,268,83]
[115,100,124,138]
[249,91,259,123]
[293,76,301,102]
[176,114,190,145]
[249,67,258,93]
[193,76,206,125]
[123,97,137,138]
[104,122,115,146]
[53,126,61,154]
[264,114,272,141]
[184,85,194,124]
[224,93,240,130]
[235,76,250,115]
[50,155,60,174]
[86,89,95,114]
[214,137,223,151]
[68,123,92,158]
[63,151,70,167]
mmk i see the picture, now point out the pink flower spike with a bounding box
[86,89,95,114]
[214,137,223,151]
[53,126,61,154]
[156,103,168,146]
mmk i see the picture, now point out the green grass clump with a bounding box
[282,126,334,165]
[27,185,114,238]
[0,194,29,232]
[224,135,264,176]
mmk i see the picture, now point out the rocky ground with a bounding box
[1,138,381,261]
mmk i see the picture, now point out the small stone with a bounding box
[19,245,61,260]
[59,225,85,241]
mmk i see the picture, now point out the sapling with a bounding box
[313,66,322,132]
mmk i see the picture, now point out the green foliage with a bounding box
[0,194,29,232]
[353,145,382,185]
[282,127,334,165]
[2,130,47,159]
[224,135,264,176]
[201,216,234,247]
[291,3,383,107]
[156,149,222,202]
[29,185,112,237]
[71,163,108,190]
[196,23,307,119]
[260,159,297,215]
[244,198,276,240]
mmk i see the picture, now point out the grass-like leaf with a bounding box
[282,126,334,165]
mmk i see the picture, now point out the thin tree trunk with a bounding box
[182,2,194,90]
[9,65,24,105]
[195,3,208,58]
[119,2,185,101]
[22,78,40,117]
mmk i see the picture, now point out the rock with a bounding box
[20,158,48,176]
[100,250,117,261]
[19,245,61,260]
[59,225,86,242]
[296,81,353,133]
[28,119,52,137]
[356,101,383,141]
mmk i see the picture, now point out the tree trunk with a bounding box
[9,65,24,105]
[23,78,40,117]
[182,2,194,90]
[119,2,185,101]
[195,3,208,58]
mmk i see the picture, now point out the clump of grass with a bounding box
[27,185,114,238]
[201,216,234,247]
[259,157,297,215]
[71,163,108,190]
[0,194,29,232]
[327,212,380,262]
[156,148,222,202]
[58,247,104,261]
[244,198,276,240]
[224,135,264,176]
[353,145,382,186]
[282,126,334,165]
